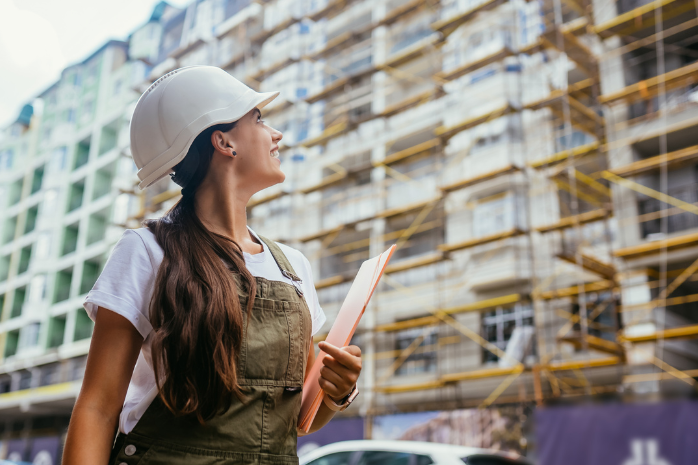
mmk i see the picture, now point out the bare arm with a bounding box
[62,307,142,465]
[298,339,362,436]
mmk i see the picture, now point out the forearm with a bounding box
[62,401,120,465]
[298,399,338,436]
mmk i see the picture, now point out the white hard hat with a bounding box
[130,66,279,189]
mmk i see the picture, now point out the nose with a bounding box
[272,127,282,143]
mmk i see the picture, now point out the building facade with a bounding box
[1,0,696,461]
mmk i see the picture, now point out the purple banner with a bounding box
[536,401,698,465]
[30,436,61,465]
[5,438,27,462]
[298,416,364,456]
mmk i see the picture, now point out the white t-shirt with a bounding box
[83,226,326,434]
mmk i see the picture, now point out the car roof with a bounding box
[300,440,524,462]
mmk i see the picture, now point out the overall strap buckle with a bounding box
[282,270,304,297]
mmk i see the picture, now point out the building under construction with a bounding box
[1,0,697,461]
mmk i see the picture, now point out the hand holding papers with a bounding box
[298,245,396,433]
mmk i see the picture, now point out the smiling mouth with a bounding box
[270,149,279,159]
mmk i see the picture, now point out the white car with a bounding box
[299,440,531,465]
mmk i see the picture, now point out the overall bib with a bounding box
[110,236,313,465]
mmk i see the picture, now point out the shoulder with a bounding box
[112,227,163,270]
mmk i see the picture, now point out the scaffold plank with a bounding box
[247,190,288,208]
[378,88,444,118]
[305,77,351,105]
[299,171,347,194]
[546,356,621,371]
[384,251,446,274]
[622,324,698,342]
[559,333,625,356]
[251,15,300,43]
[431,0,508,38]
[537,280,615,300]
[301,121,349,147]
[380,0,437,26]
[435,103,515,141]
[149,188,181,207]
[378,196,443,219]
[609,144,698,177]
[435,47,514,82]
[375,294,522,332]
[440,164,522,193]
[599,61,698,105]
[525,91,604,137]
[382,138,441,165]
[594,0,696,39]
[529,141,600,168]
[379,35,443,69]
[536,208,611,233]
[557,252,616,280]
[438,228,524,253]
[614,231,698,259]
[315,275,346,290]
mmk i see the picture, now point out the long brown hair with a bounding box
[144,121,257,423]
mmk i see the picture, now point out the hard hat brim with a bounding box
[136,88,280,190]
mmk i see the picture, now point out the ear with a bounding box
[210,129,236,158]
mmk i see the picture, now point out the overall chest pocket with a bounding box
[240,299,307,385]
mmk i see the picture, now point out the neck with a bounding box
[193,176,254,246]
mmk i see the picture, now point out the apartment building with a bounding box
[1,0,697,461]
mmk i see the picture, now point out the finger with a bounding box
[320,366,348,390]
[343,345,362,357]
[319,342,361,370]
[318,377,341,398]
[322,357,359,383]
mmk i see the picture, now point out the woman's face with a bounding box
[215,107,284,194]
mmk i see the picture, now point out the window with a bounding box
[0,256,9,281]
[50,146,68,172]
[92,164,114,200]
[24,206,38,234]
[3,215,18,244]
[99,121,120,155]
[395,327,438,376]
[80,258,102,295]
[306,451,358,465]
[74,309,94,340]
[472,193,522,238]
[19,323,41,351]
[358,451,432,465]
[53,268,73,303]
[30,165,44,194]
[48,315,66,348]
[17,245,32,275]
[67,181,85,212]
[0,148,13,171]
[10,286,26,319]
[61,224,79,255]
[482,303,534,364]
[74,138,91,169]
[4,330,19,357]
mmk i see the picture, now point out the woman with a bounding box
[62,66,362,464]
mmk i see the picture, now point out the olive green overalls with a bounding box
[110,236,312,465]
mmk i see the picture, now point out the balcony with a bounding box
[595,0,696,39]
[638,182,698,239]
[599,61,698,106]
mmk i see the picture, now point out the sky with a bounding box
[0,0,190,127]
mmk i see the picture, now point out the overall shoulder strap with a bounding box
[256,235,302,283]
